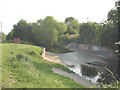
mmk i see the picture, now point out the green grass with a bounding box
[2,43,86,88]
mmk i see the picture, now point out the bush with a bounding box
[20,40,34,45]
[16,53,32,62]
[24,56,31,62]
[16,53,24,61]
[3,40,13,43]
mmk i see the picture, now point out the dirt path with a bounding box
[52,67,100,88]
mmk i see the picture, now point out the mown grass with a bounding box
[2,43,86,88]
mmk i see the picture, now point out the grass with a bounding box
[2,43,86,88]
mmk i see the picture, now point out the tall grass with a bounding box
[2,43,86,88]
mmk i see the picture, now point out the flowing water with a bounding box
[56,51,118,84]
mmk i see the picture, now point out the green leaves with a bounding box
[65,17,80,34]
[79,23,96,44]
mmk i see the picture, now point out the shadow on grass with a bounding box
[31,61,53,74]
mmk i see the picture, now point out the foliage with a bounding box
[0,32,7,41]
[2,40,13,43]
[107,9,118,23]
[20,40,34,45]
[35,16,67,47]
[6,20,35,43]
[6,8,118,50]
[46,46,72,54]
[34,26,58,47]
[95,68,120,88]
[98,23,118,49]
[78,8,118,50]
[59,33,69,43]
[65,17,80,34]
[92,41,120,88]
[56,22,67,35]
[78,22,100,45]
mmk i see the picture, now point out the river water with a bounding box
[56,51,118,84]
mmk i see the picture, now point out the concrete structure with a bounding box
[65,43,108,52]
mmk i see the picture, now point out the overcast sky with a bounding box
[0,0,115,34]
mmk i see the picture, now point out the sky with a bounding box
[0,0,115,34]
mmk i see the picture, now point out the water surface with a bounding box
[57,51,118,84]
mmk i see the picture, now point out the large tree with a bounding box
[78,22,97,44]
[6,19,35,42]
[35,16,58,46]
[65,17,80,34]
[36,16,67,45]
[107,9,118,23]
[99,23,118,49]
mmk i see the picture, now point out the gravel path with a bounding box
[52,67,100,88]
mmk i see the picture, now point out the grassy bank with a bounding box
[2,43,86,88]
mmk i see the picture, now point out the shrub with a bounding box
[3,40,13,43]
[10,51,14,54]
[24,56,31,62]
[16,53,24,61]
[20,40,34,45]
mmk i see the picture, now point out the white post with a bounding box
[42,48,46,59]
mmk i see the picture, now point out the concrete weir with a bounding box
[41,48,61,63]
[41,47,100,87]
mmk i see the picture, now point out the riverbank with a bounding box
[44,51,100,88]
[2,43,86,88]
[52,67,100,88]
[45,44,118,85]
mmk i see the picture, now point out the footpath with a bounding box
[52,67,100,88]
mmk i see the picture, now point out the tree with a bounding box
[55,22,67,36]
[78,23,96,44]
[0,32,6,41]
[6,30,14,40]
[107,9,118,23]
[34,26,58,47]
[98,8,119,49]
[34,16,58,47]
[36,16,67,46]
[6,19,35,43]
[99,23,118,49]
[65,17,80,34]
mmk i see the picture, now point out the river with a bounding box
[47,50,118,84]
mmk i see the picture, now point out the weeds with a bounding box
[16,53,24,61]
[93,67,120,88]
[10,51,14,54]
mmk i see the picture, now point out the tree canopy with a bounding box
[6,8,118,49]
[65,17,80,34]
